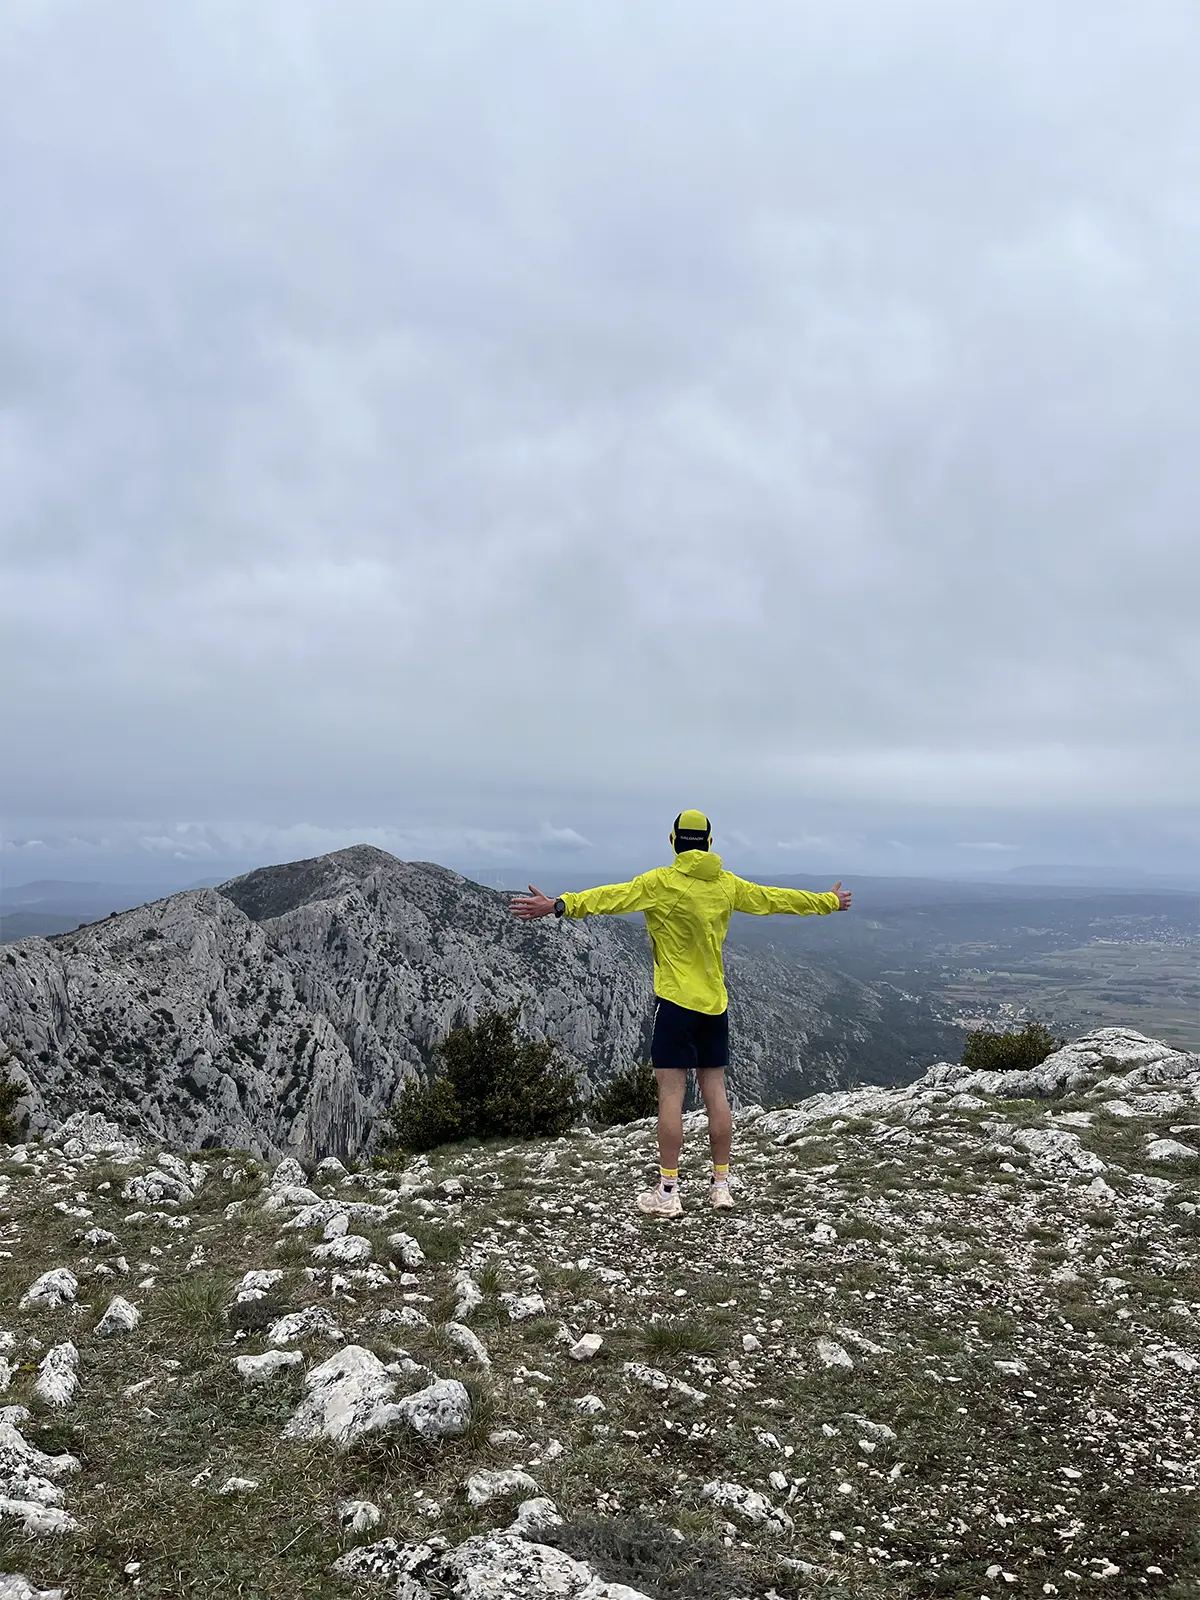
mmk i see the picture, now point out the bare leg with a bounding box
[654,1069,687,1175]
[696,1067,733,1170]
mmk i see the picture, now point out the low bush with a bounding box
[591,1058,658,1125]
[962,1020,1063,1073]
[0,1046,25,1142]
[379,1007,582,1154]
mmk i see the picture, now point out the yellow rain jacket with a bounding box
[560,852,839,1015]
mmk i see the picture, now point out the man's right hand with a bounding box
[831,880,852,911]
[510,885,558,921]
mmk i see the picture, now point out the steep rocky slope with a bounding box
[0,848,952,1163]
[0,1028,1197,1599]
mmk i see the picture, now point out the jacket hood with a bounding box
[671,849,723,881]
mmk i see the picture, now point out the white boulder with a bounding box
[18,1271,77,1313]
[33,1347,78,1410]
[1146,1138,1199,1161]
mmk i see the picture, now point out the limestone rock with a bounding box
[0,1575,66,1600]
[311,1234,372,1265]
[500,1291,546,1322]
[121,1169,193,1206]
[389,1232,427,1270]
[234,1269,284,1302]
[369,1378,472,1442]
[569,1333,603,1361]
[95,1297,139,1338]
[0,850,658,1161]
[270,1157,307,1191]
[444,1323,491,1367]
[0,1419,80,1512]
[267,1307,345,1346]
[331,1537,444,1586]
[33,1346,78,1409]
[700,1479,794,1533]
[1010,1128,1106,1175]
[49,1111,140,1159]
[1146,1138,1199,1161]
[0,1502,81,1537]
[452,1271,482,1321]
[465,1468,539,1508]
[337,1498,382,1533]
[18,1270,77,1312]
[281,1344,398,1447]
[233,1350,303,1384]
[507,1496,564,1539]
[842,1412,897,1441]
[439,1532,654,1599]
[79,1228,118,1250]
[815,1337,854,1369]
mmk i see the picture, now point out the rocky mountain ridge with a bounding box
[0,847,951,1163]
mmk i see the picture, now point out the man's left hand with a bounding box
[831,880,852,911]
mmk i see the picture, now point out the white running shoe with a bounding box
[709,1181,735,1210]
[636,1185,683,1218]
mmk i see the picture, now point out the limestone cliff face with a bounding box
[0,847,655,1162]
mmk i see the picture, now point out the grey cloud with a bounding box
[2,1,1198,880]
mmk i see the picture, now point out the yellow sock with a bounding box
[712,1163,730,1185]
[659,1167,678,1194]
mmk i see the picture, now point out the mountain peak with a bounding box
[218,844,404,922]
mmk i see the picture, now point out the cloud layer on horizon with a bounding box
[2,2,1198,878]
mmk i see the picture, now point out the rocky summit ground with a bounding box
[1,1026,1199,1600]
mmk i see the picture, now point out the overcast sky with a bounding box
[2,1,1198,887]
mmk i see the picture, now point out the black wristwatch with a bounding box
[553,897,566,918]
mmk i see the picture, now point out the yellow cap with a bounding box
[671,810,712,852]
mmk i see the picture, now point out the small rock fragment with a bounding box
[465,1468,539,1508]
[233,1350,303,1384]
[389,1233,427,1270]
[815,1337,854,1370]
[267,1307,345,1346]
[444,1323,491,1367]
[95,1297,140,1339]
[500,1292,546,1322]
[337,1499,382,1533]
[699,1479,794,1534]
[507,1497,563,1539]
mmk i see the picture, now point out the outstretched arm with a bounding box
[510,873,659,921]
[728,876,851,916]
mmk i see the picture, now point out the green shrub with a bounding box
[591,1058,658,1125]
[0,1047,26,1143]
[380,1007,582,1154]
[962,1020,1064,1073]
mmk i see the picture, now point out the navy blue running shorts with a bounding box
[651,996,729,1072]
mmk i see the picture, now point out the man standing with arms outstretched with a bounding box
[511,810,852,1217]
